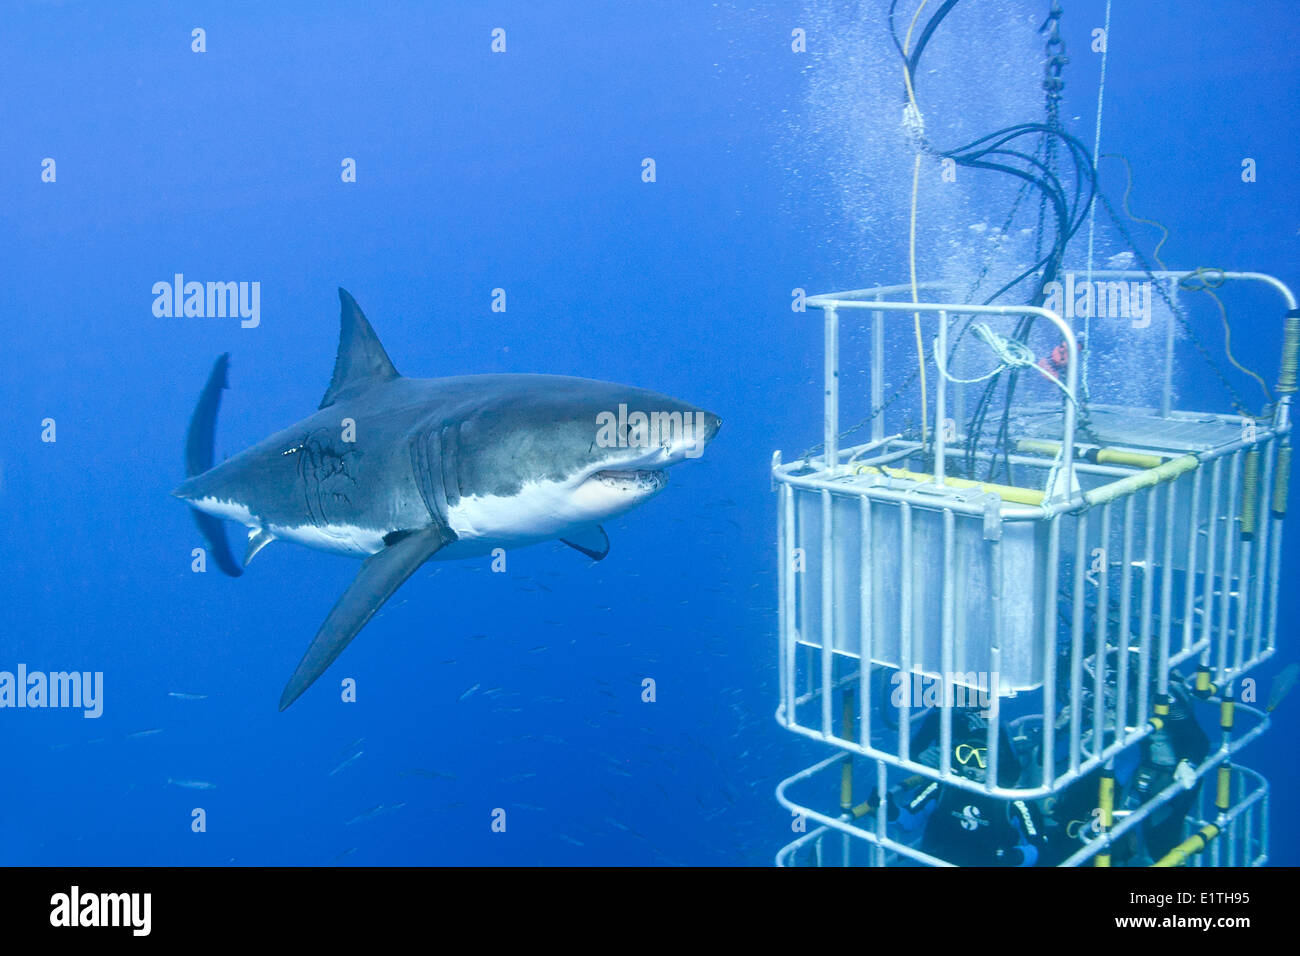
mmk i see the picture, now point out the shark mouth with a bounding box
[589,469,668,493]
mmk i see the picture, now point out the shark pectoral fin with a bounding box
[560,525,610,562]
[184,353,243,578]
[278,526,453,711]
[245,528,276,566]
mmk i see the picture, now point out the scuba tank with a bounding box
[1115,682,1209,865]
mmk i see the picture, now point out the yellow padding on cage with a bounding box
[1015,439,1165,470]
[1096,448,1166,469]
[1220,699,1235,730]
[1016,439,1063,458]
[840,694,854,811]
[1098,774,1114,830]
[1217,766,1231,811]
[1275,446,1292,516]
[1084,455,1199,507]
[1242,449,1260,538]
[853,465,1047,506]
[1278,313,1300,394]
[1094,772,1116,868]
[1153,825,1220,867]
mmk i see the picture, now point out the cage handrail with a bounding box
[800,298,1080,496]
[813,270,1297,311]
[1075,269,1296,311]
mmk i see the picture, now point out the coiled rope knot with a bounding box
[934,322,1037,384]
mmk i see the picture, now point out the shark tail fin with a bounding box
[184,354,244,578]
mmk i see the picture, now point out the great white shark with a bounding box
[174,289,720,710]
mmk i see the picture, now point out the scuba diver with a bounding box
[1024,648,1211,866]
[864,704,1047,866]
[914,707,1048,866]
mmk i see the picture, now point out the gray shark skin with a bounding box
[174,289,720,711]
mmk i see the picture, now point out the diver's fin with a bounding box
[561,525,610,561]
[184,353,244,578]
[245,527,276,566]
[319,288,400,409]
[278,525,454,711]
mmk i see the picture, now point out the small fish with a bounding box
[1268,662,1300,711]
[458,683,481,702]
[529,645,549,653]
[345,802,406,825]
[167,777,217,791]
[167,691,208,700]
[336,736,365,757]
[126,728,163,738]
[328,847,358,865]
[329,750,365,776]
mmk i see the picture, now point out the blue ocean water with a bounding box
[1,0,1296,866]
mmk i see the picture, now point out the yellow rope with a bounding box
[1179,267,1274,401]
[903,1,930,448]
[1107,154,1272,402]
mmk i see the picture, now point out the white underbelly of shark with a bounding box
[173,289,719,710]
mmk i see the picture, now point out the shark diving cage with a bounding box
[772,270,1298,867]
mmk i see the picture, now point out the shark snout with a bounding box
[703,412,722,442]
[678,409,721,460]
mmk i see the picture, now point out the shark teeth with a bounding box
[589,470,668,492]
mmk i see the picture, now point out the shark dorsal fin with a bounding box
[320,288,400,409]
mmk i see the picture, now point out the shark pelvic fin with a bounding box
[184,353,244,578]
[245,527,276,565]
[561,525,610,561]
[320,288,400,409]
[278,524,455,711]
